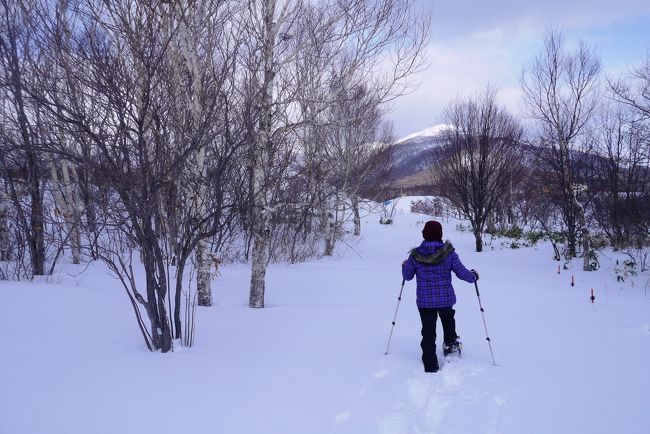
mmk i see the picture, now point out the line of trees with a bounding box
[432,31,649,268]
[0,0,429,351]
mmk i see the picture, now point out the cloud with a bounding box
[390,19,543,138]
[390,1,650,138]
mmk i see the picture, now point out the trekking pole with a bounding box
[384,279,405,355]
[474,280,497,366]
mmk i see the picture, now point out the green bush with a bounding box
[503,227,524,239]
[488,226,558,250]
[525,231,545,245]
[590,234,609,250]
[486,226,524,239]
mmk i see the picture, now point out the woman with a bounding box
[401,220,478,373]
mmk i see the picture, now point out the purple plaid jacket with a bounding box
[402,240,476,308]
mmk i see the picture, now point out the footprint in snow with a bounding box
[378,362,484,433]
[374,368,389,378]
[335,411,351,422]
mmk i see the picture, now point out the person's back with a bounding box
[401,220,478,372]
[402,240,475,309]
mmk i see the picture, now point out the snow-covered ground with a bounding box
[1,198,649,434]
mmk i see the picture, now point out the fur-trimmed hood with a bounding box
[409,240,455,265]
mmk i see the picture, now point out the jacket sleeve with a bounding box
[450,252,476,283]
[401,255,416,281]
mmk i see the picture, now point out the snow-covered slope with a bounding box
[1,199,649,434]
[396,124,451,144]
[379,125,449,189]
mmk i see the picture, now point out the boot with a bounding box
[443,339,462,357]
[424,359,439,373]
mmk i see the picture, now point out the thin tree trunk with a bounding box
[79,166,96,233]
[566,213,577,258]
[149,271,173,352]
[4,9,46,275]
[174,258,185,339]
[560,140,579,259]
[0,203,9,261]
[352,195,361,236]
[62,162,82,263]
[249,0,276,309]
[78,165,98,259]
[28,157,45,275]
[196,238,212,306]
[574,192,591,271]
[320,196,334,256]
[474,230,483,252]
[142,220,173,352]
[144,256,162,350]
[249,213,270,308]
[174,6,213,305]
[50,160,82,264]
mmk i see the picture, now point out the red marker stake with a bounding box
[590,288,595,303]
[571,275,575,287]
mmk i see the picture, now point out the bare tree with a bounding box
[26,0,224,351]
[322,81,392,251]
[242,0,429,307]
[610,54,650,120]
[519,164,565,260]
[433,88,524,252]
[521,30,602,269]
[159,0,242,309]
[0,0,47,276]
[588,104,650,248]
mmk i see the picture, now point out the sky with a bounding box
[388,0,650,139]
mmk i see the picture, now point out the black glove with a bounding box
[471,269,479,281]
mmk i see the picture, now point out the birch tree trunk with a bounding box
[352,195,361,236]
[248,0,276,309]
[321,204,334,256]
[62,161,81,264]
[193,149,212,306]
[195,238,212,306]
[51,0,81,265]
[166,2,213,307]
[49,159,80,264]
[180,7,212,306]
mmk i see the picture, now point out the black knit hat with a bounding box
[422,220,443,242]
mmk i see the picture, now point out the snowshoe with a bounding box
[443,340,462,357]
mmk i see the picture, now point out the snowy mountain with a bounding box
[366,124,449,199]
[395,124,452,144]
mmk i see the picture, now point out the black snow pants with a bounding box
[418,307,457,370]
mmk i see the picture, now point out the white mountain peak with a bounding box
[396,124,451,144]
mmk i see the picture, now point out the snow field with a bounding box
[1,197,649,434]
